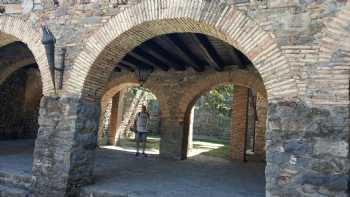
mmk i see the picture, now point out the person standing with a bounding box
[134,105,150,156]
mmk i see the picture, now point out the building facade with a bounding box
[0,0,349,196]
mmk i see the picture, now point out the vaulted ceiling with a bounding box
[115,33,252,72]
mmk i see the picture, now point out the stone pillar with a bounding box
[230,86,249,161]
[187,107,195,151]
[159,115,184,160]
[266,101,349,196]
[107,93,120,145]
[254,95,267,160]
[32,96,100,197]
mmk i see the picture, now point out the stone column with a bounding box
[107,93,120,145]
[254,95,267,160]
[32,96,100,197]
[159,115,185,160]
[230,86,249,161]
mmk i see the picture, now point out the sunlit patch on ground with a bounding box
[101,135,231,159]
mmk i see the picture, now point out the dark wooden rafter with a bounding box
[228,47,248,69]
[194,34,225,71]
[122,55,154,71]
[117,33,252,73]
[162,34,205,72]
[235,49,250,69]
[113,67,122,72]
[119,62,135,72]
[130,47,170,71]
[192,34,224,71]
[144,40,186,71]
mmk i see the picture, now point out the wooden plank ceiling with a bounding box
[115,33,251,72]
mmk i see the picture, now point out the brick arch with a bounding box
[177,69,267,118]
[179,69,267,159]
[319,3,350,64]
[102,73,170,118]
[314,3,350,105]
[0,55,36,86]
[66,0,298,101]
[0,16,54,95]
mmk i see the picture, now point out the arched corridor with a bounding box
[0,1,348,196]
[0,42,42,196]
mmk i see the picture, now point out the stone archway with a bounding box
[33,1,314,196]
[0,16,54,95]
[65,0,298,101]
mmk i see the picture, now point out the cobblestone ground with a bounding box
[82,147,265,197]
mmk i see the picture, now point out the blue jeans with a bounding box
[136,132,147,141]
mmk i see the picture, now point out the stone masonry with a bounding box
[0,0,348,197]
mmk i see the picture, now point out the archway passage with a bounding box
[0,42,42,195]
[78,32,267,197]
[97,85,161,155]
[184,84,267,162]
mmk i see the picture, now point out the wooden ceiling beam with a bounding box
[122,55,154,71]
[194,34,225,71]
[113,67,122,72]
[193,34,224,71]
[161,34,205,72]
[230,48,247,69]
[130,48,170,71]
[119,62,135,72]
[144,40,186,71]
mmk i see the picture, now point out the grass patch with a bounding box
[199,144,230,159]
[192,138,230,160]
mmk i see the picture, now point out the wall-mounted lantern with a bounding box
[56,48,66,90]
[135,67,152,87]
[41,25,56,89]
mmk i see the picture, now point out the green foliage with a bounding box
[195,84,234,116]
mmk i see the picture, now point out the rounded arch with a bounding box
[177,68,267,118]
[66,0,298,101]
[179,69,267,159]
[319,3,350,64]
[315,3,350,105]
[0,16,54,95]
[102,72,170,118]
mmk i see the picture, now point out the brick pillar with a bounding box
[231,86,249,161]
[107,93,120,145]
[32,96,99,197]
[254,95,267,159]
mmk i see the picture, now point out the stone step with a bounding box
[0,184,31,197]
[0,171,31,190]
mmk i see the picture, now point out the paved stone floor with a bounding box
[82,147,265,197]
[0,140,33,177]
[0,140,265,197]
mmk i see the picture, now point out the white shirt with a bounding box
[136,112,150,133]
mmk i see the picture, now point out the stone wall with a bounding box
[192,108,231,141]
[0,0,348,196]
[0,67,42,139]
